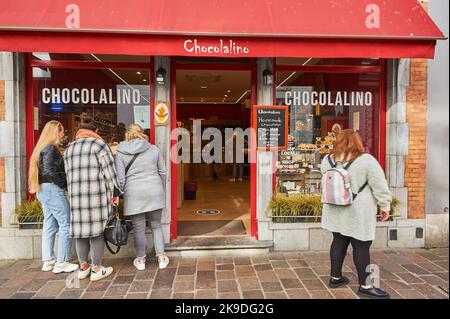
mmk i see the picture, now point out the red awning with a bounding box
[0,0,446,58]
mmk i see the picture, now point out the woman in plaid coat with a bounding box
[64,112,121,282]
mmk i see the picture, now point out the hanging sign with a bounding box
[154,101,169,126]
[253,105,288,151]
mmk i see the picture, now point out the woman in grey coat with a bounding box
[115,124,169,271]
[321,130,392,299]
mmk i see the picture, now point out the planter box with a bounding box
[17,216,43,230]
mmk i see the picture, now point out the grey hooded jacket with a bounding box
[115,139,166,216]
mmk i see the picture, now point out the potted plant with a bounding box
[14,199,43,229]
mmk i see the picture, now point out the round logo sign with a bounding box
[154,102,169,125]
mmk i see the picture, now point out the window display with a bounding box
[275,71,381,196]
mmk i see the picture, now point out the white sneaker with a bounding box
[90,266,114,282]
[133,257,146,271]
[77,265,91,280]
[158,256,170,270]
[42,260,56,272]
[52,262,79,274]
[229,178,236,182]
[237,178,243,182]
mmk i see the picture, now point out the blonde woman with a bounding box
[115,124,169,271]
[29,121,79,274]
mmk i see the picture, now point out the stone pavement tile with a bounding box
[396,272,424,284]
[172,292,195,299]
[294,268,319,280]
[166,257,180,268]
[417,262,448,273]
[280,278,303,290]
[87,280,112,292]
[264,291,287,299]
[342,272,358,283]
[197,260,215,271]
[330,288,358,299]
[286,289,311,299]
[435,272,449,282]
[433,261,449,271]
[309,290,334,299]
[218,292,240,298]
[34,280,66,298]
[234,257,252,265]
[179,258,197,266]
[301,279,327,291]
[174,280,195,292]
[416,251,447,262]
[216,264,234,271]
[378,260,408,273]
[176,274,195,282]
[256,270,278,282]
[410,283,448,299]
[103,295,124,299]
[383,279,413,290]
[57,290,83,299]
[113,275,135,285]
[152,268,176,289]
[126,293,147,299]
[251,256,270,264]
[129,280,152,293]
[312,266,331,276]
[377,281,403,299]
[235,266,256,277]
[136,270,156,281]
[283,252,304,259]
[396,289,427,299]
[1,277,32,290]
[274,268,297,279]
[433,248,449,257]
[18,279,48,292]
[149,289,172,299]
[242,290,264,299]
[268,253,286,261]
[238,277,261,290]
[195,289,217,299]
[261,281,283,292]
[271,260,290,269]
[378,267,401,280]
[81,291,105,299]
[9,292,36,299]
[196,271,216,289]
[104,285,130,297]
[254,264,273,271]
[216,257,233,264]
[177,265,196,276]
[218,280,239,293]
[216,271,235,281]
[401,264,430,275]
[0,279,8,286]
[419,274,448,287]
[117,264,138,276]
[287,259,308,268]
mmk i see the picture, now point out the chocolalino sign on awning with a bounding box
[0,0,445,58]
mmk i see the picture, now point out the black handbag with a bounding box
[103,206,133,254]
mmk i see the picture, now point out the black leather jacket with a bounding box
[38,144,67,190]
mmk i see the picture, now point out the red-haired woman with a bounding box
[321,129,392,299]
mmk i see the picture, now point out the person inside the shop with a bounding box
[115,124,169,271]
[64,112,121,282]
[29,120,79,274]
[321,129,392,299]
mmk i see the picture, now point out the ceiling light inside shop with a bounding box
[136,71,142,75]
[32,52,51,61]
[201,86,208,89]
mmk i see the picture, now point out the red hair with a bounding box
[331,129,365,162]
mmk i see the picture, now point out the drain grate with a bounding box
[197,209,220,216]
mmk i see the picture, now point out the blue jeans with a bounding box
[36,183,71,263]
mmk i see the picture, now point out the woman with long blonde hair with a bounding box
[29,120,78,274]
[115,124,169,271]
[321,129,392,299]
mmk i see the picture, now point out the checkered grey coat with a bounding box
[64,138,121,238]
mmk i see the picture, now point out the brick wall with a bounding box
[405,58,428,219]
[0,80,5,226]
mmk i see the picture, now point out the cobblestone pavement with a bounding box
[0,248,448,299]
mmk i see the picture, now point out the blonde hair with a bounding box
[125,124,148,141]
[28,121,63,194]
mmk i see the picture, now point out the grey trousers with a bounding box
[130,209,165,258]
[75,236,104,267]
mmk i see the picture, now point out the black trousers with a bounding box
[330,232,372,286]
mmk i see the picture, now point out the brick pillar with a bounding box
[405,58,428,219]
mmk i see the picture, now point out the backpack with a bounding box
[321,155,368,206]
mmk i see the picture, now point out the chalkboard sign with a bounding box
[253,105,288,150]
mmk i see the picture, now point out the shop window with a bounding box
[32,67,151,148]
[275,71,381,197]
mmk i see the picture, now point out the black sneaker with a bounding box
[329,276,350,289]
[358,286,390,299]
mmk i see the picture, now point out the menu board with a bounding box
[253,105,288,150]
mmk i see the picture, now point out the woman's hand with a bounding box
[380,210,390,222]
[111,196,120,206]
